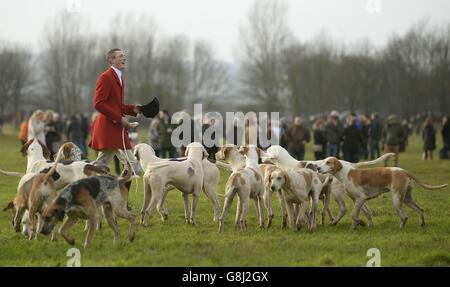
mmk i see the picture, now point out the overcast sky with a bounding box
[1,0,450,62]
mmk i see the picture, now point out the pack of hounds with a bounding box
[1,139,447,249]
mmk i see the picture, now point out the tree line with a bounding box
[1,0,449,124]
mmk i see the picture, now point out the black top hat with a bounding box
[138,97,159,118]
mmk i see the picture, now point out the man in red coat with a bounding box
[89,48,142,179]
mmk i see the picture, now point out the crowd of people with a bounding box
[16,109,450,168]
[18,110,90,160]
[281,111,450,166]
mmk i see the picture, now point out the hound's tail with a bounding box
[42,144,65,182]
[354,153,395,168]
[0,169,25,177]
[215,161,232,171]
[407,172,448,190]
[119,161,133,185]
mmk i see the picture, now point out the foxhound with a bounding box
[41,163,135,249]
[262,145,394,225]
[141,142,208,226]
[317,157,448,229]
[134,143,221,223]
[266,166,332,230]
[2,142,109,236]
[215,145,265,232]
[3,160,60,240]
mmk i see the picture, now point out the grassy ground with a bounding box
[0,127,449,267]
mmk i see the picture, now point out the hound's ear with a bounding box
[256,147,268,158]
[238,146,249,155]
[282,170,291,190]
[20,139,33,157]
[3,201,14,212]
[38,140,51,159]
[333,158,343,172]
[223,147,229,158]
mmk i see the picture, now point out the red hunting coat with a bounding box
[89,67,136,150]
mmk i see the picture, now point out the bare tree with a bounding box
[237,0,291,112]
[0,44,31,129]
[40,12,97,115]
[155,35,189,112]
[189,40,229,109]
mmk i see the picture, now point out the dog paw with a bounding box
[128,233,136,242]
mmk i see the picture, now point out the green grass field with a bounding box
[0,127,449,267]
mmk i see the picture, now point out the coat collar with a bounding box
[108,66,124,89]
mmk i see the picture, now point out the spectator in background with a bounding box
[359,114,369,160]
[325,111,342,158]
[422,116,436,160]
[28,110,46,144]
[67,114,86,157]
[341,116,363,163]
[163,110,177,158]
[312,118,326,160]
[52,113,64,148]
[382,114,404,167]
[440,116,450,159]
[202,117,220,161]
[368,113,382,160]
[399,119,410,152]
[148,117,161,156]
[80,113,89,159]
[286,116,310,161]
[279,117,289,149]
[18,115,29,145]
[44,110,59,159]
[152,110,174,158]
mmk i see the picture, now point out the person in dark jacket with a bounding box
[341,116,363,163]
[325,111,342,158]
[67,114,86,157]
[422,116,436,160]
[44,111,62,160]
[440,115,450,159]
[312,118,326,160]
[382,114,405,167]
[285,116,310,161]
[368,113,382,160]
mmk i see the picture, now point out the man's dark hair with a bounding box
[106,48,122,63]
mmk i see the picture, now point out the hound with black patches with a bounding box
[317,157,448,229]
[141,142,208,226]
[215,145,265,232]
[134,143,221,222]
[41,163,135,248]
[2,142,109,236]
